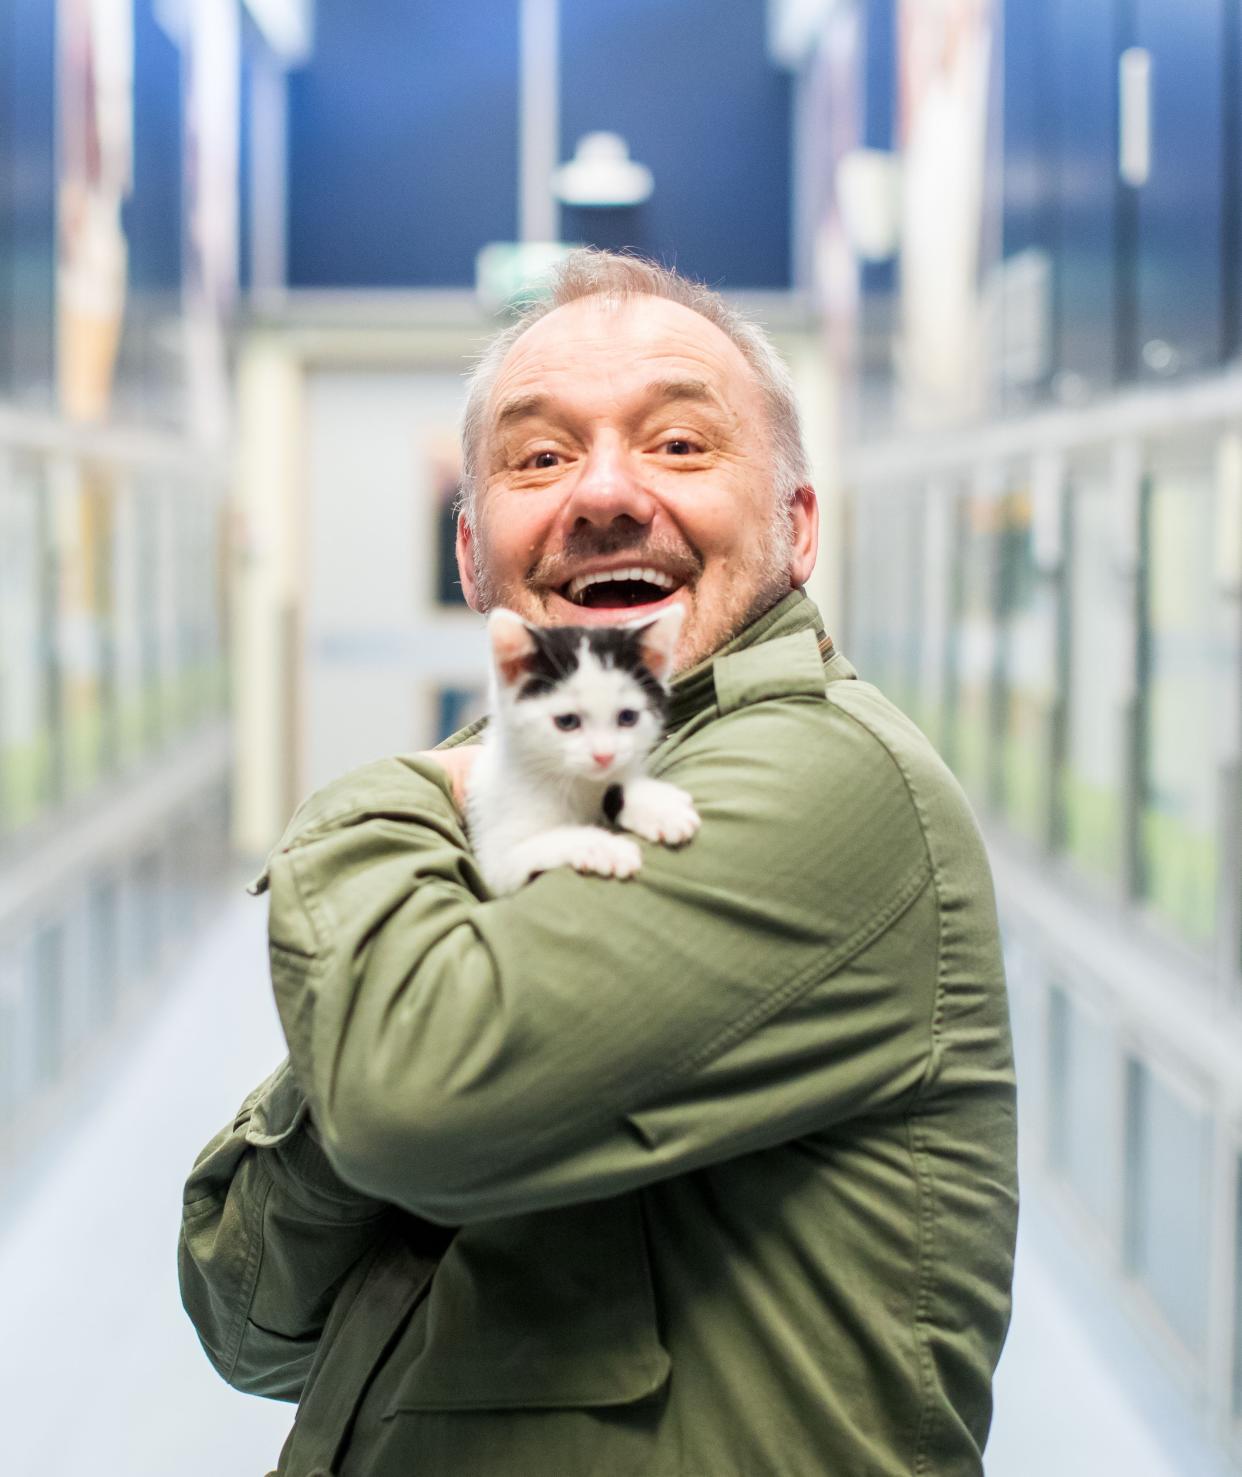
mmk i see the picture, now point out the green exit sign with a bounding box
[475,242,578,314]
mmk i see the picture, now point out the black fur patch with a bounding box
[516,623,671,723]
[516,626,583,699]
[602,783,624,824]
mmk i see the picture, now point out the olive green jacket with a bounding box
[179,591,1017,1477]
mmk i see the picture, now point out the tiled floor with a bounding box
[1,891,1233,1476]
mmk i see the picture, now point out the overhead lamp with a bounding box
[553,133,653,208]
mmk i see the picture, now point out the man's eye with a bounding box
[526,450,561,469]
[663,439,696,456]
[553,713,581,731]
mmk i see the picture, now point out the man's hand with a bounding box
[418,746,479,811]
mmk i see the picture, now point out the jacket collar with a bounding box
[666,588,830,730]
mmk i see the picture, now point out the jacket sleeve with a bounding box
[177,1058,394,1401]
[262,691,941,1226]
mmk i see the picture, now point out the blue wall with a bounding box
[557,0,791,287]
[1130,0,1229,377]
[284,0,792,290]
[1,0,57,407]
[1050,0,1119,393]
[286,0,521,288]
[114,0,186,426]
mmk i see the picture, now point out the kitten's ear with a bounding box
[488,608,539,687]
[629,603,684,682]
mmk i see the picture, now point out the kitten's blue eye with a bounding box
[617,709,640,727]
[553,713,581,731]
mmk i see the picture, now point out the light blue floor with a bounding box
[1,891,1231,1476]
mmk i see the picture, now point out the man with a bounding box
[180,250,1017,1477]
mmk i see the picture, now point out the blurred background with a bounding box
[1,0,1241,1472]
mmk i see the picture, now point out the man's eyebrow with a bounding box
[640,377,724,410]
[492,392,551,431]
[491,378,726,437]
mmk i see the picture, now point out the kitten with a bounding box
[465,605,700,895]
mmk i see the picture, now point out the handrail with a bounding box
[0,404,231,476]
[844,366,1242,484]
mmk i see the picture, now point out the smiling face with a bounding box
[456,294,818,672]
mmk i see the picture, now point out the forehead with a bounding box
[487,294,764,426]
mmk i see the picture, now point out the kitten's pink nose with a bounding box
[592,751,615,769]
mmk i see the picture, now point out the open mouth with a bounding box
[560,565,681,610]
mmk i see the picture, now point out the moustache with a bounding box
[529,527,704,588]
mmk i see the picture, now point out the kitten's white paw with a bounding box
[619,778,701,847]
[566,830,643,879]
[498,826,642,889]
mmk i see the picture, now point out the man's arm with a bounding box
[263,692,940,1225]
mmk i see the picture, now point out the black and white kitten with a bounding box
[466,605,700,895]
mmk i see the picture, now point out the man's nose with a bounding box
[564,439,656,529]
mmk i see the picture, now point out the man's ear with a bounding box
[788,486,820,588]
[488,609,538,687]
[456,513,482,611]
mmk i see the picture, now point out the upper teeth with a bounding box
[565,567,677,601]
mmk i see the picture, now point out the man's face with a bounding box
[456,294,818,672]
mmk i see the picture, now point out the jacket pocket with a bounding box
[384,1193,670,1413]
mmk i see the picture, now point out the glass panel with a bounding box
[1064,455,1128,881]
[53,459,106,797]
[0,954,18,1125]
[1234,1158,1242,1418]
[1124,1056,1212,1355]
[132,849,163,979]
[0,453,58,831]
[111,473,145,764]
[950,490,999,803]
[1046,983,1116,1229]
[32,922,66,1086]
[87,876,121,1030]
[998,483,1053,840]
[136,481,165,747]
[1141,442,1229,946]
[852,489,924,713]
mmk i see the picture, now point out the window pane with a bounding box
[1141,443,1229,946]
[87,876,121,1030]
[1047,983,1116,1229]
[1234,1158,1242,1418]
[1064,456,1127,881]
[1124,1057,1212,1355]
[998,484,1054,840]
[54,460,106,797]
[132,849,163,979]
[0,454,57,831]
[950,491,999,803]
[32,922,66,1086]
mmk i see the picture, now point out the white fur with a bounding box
[466,610,700,894]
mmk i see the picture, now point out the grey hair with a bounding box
[457,248,811,532]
